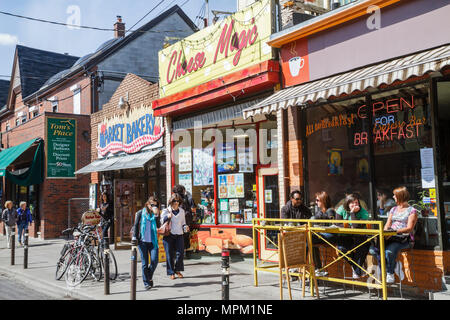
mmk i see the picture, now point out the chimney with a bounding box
[114,16,125,38]
[279,0,329,30]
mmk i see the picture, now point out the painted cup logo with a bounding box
[289,56,305,77]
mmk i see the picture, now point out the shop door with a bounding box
[114,180,135,249]
[257,167,280,262]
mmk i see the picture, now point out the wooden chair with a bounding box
[279,229,319,300]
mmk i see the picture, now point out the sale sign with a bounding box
[158,0,275,98]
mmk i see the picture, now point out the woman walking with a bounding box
[16,201,32,246]
[161,193,189,280]
[132,196,161,290]
[2,201,17,248]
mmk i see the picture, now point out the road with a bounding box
[0,272,69,300]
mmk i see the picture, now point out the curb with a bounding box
[0,264,96,300]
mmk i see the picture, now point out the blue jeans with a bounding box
[163,234,184,275]
[138,241,159,287]
[369,240,410,274]
[17,223,28,244]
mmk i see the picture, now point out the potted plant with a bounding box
[409,190,431,217]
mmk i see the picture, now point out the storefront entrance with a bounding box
[114,179,146,249]
[257,167,279,261]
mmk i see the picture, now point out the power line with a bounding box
[126,0,165,35]
[0,10,193,34]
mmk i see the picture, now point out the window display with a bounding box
[173,119,277,226]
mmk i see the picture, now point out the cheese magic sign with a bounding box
[97,106,164,158]
[158,0,274,98]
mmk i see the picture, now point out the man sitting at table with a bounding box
[281,190,312,223]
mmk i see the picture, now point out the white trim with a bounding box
[70,84,81,92]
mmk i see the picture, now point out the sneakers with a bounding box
[386,273,395,284]
[315,270,328,277]
[352,269,360,279]
[144,285,151,291]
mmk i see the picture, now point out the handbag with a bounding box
[158,220,171,236]
[387,234,410,244]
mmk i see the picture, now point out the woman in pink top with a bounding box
[370,186,418,283]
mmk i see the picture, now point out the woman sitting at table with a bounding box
[311,191,338,277]
[335,193,371,279]
[369,186,418,284]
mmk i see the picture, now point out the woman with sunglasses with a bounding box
[161,193,189,280]
[132,196,161,290]
[311,191,337,276]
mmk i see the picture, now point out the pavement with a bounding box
[0,234,419,301]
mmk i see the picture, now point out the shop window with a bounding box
[173,119,277,226]
[437,80,450,249]
[52,101,58,113]
[305,96,372,216]
[15,118,20,127]
[371,83,434,248]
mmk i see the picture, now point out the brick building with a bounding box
[243,0,450,293]
[0,5,197,240]
[76,73,164,249]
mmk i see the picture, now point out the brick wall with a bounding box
[90,73,159,163]
[0,111,91,239]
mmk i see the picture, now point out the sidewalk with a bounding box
[0,234,413,300]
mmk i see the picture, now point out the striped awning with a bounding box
[243,44,450,119]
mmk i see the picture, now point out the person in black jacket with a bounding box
[281,190,312,222]
[172,185,195,257]
[131,196,161,290]
[97,192,114,240]
[2,201,17,249]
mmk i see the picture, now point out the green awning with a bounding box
[0,138,44,186]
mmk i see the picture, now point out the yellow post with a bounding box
[253,219,258,287]
[379,222,388,300]
[307,221,315,297]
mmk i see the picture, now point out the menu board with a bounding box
[279,231,307,268]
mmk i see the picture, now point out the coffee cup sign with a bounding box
[289,56,305,77]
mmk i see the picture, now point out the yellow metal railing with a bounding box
[252,218,397,300]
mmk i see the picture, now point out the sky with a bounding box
[0,0,237,79]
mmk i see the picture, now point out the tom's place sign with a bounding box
[158,0,275,98]
[46,117,77,178]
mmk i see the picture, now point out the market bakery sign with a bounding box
[97,106,164,158]
[158,0,274,98]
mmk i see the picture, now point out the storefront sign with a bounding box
[97,106,164,158]
[81,210,101,226]
[46,117,77,178]
[158,0,274,98]
[280,38,310,87]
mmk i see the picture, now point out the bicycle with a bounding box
[56,226,83,280]
[93,223,118,281]
[64,225,93,287]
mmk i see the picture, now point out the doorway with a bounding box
[257,167,280,261]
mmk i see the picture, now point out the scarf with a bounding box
[140,207,158,248]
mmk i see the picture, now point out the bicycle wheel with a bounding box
[99,246,118,280]
[90,249,102,282]
[55,249,73,280]
[65,247,92,287]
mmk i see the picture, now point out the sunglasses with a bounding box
[172,200,180,203]
[293,197,301,201]
[150,204,158,208]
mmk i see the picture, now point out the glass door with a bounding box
[114,179,134,249]
[257,167,280,261]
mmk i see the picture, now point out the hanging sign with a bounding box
[97,106,164,158]
[158,0,274,98]
[46,117,77,178]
